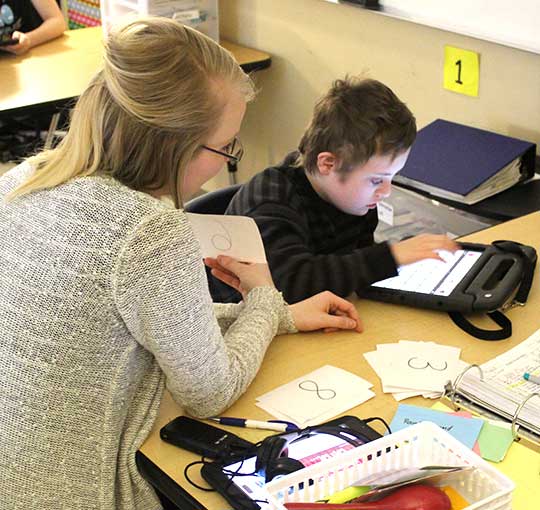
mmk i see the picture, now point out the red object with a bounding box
[284,484,452,510]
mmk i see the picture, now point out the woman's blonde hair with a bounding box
[9,17,254,207]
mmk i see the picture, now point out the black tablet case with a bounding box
[360,243,526,313]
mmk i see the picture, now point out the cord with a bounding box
[183,459,215,492]
[363,416,392,435]
[183,440,264,494]
[182,419,390,506]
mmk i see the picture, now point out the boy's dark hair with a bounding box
[297,77,416,177]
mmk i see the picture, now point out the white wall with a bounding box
[208,0,540,190]
[379,0,540,54]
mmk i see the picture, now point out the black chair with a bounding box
[185,184,243,303]
[184,184,241,214]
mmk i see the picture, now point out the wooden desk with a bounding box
[0,27,271,117]
[0,28,102,115]
[221,40,272,73]
[140,211,540,509]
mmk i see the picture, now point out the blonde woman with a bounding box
[0,17,363,510]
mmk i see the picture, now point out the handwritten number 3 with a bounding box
[407,357,448,371]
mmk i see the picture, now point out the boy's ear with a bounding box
[316,152,339,175]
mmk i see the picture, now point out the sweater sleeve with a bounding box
[247,202,398,303]
[213,302,296,336]
[112,210,295,418]
[213,302,243,333]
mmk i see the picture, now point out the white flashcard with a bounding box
[186,213,267,263]
[364,341,466,399]
[256,365,374,427]
[377,342,461,393]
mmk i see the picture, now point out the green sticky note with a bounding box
[477,420,514,462]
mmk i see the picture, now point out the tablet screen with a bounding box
[372,249,482,296]
[216,431,363,509]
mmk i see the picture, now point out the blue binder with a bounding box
[395,119,536,204]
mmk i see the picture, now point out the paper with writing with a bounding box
[255,365,374,427]
[186,213,267,263]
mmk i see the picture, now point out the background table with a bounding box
[0,27,271,117]
[140,211,540,509]
[0,26,271,168]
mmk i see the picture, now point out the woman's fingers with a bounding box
[205,257,237,279]
[326,293,363,332]
[210,268,241,291]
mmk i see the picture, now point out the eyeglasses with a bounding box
[202,137,244,164]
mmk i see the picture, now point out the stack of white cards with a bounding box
[364,341,465,401]
[255,365,375,428]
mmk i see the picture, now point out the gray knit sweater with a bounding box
[0,163,296,510]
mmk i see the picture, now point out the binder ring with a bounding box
[448,364,484,410]
[511,392,540,439]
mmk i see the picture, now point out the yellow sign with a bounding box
[444,45,480,97]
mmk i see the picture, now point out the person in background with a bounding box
[208,77,458,303]
[0,0,65,55]
[0,0,66,163]
[0,17,362,510]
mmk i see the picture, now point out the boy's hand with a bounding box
[390,234,460,266]
[2,32,32,55]
[205,255,274,300]
[289,291,363,333]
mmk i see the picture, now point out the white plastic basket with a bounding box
[100,0,219,41]
[264,422,514,510]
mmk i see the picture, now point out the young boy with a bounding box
[208,77,458,303]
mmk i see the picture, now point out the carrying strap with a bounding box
[449,240,537,341]
[449,309,512,341]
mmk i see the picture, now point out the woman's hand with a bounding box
[390,234,459,266]
[205,255,274,299]
[289,291,363,333]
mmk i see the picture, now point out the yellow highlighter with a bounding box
[326,486,371,504]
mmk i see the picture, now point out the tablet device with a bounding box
[201,415,381,510]
[362,242,527,313]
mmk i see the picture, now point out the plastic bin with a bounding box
[374,185,495,243]
[264,422,514,510]
[100,0,219,40]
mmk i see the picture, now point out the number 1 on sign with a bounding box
[444,46,479,97]
[455,60,463,84]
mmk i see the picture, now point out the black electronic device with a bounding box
[343,0,380,10]
[201,415,382,510]
[0,37,17,46]
[160,416,255,459]
[361,242,535,313]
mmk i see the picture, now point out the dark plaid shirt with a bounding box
[209,152,398,303]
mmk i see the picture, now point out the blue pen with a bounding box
[523,373,540,385]
[209,417,299,433]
